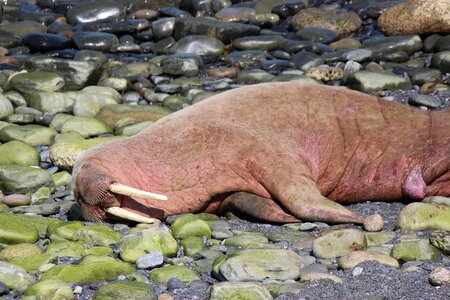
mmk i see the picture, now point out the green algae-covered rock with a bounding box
[210,282,273,300]
[85,246,114,256]
[0,94,14,119]
[150,265,199,286]
[28,91,77,114]
[0,261,35,289]
[224,234,271,249]
[119,227,178,263]
[338,250,399,270]
[312,228,367,258]
[0,165,54,194]
[61,116,113,138]
[45,240,86,258]
[0,125,57,146]
[0,213,39,244]
[0,141,40,166]
[365,231,396,246]
[12,214,61,237]
[51,171,72,187]
[10,253,55,274]
[93,280,156,300]
[115,121,153,136]
[0,243,41,261]
[94,104,171,128]
[49,136,123,170]
[41,256,135,284]
[30,186,51,205]
[73,224,122,246]
[397,203,450,231]
[392,239,441,262]
[214,249,303,281]
[47,221,85,240]
[181,236,205,256]
[9,71,65,94]
[430,231,450,254]
[171,214,212,240]
[25,279,74,300]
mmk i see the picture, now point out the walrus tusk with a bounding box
[109,183,168,201]
[105,207,155,223]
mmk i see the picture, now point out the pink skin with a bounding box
[73,83,450,224]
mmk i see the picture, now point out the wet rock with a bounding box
[0,141,40,166]
[24,279,74,300]
[312,229,366,258]
[0,30,21,48]
[119,227,178,263]
[9,71,65,95]
[397,203,450,231]
[41,255,135,284]
[152,17,176,40]
[435,35,450,52]
[73,86,121,116]
[214,249,303,281]
[72,224,121,246]
[93,280,156,300]
[210,282,273,300]
[233,35,287,51]
[60,116,112,138]
[0,20,47,37]
[410,68,442,85]
[181,236,205,256]
[432,51,450,73]
[292,51,324,71]
[296,27,340,44]
[237,69,275,83]
[338,251,399,270]
[22,32,71,53]
[290,8,362,36]
[27,57,97,90]
[67,0,126,25]
[378,0,450,36]
[392,239,440,262]
[430,231,450,254]
[174,17,261,43]
[150,265,200,286]
[351,0,403,18]
[49,136,122,170]
[0,94,14,119]
[408,94,442,108]
[72,31,119,52]
[346,70,412,93]
[161,54,202,77]
[215,7,255,22]
[342,49,372,62]
[0,165,54,194]
[0,261,35,289]
[362,35,422,55]
[429,267,450,286]
[136,252,164,269]
[0,124,57,146]
[171,214,212,239]
[94,104,170,128]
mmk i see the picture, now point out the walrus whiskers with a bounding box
[105,206,155,223]
[109,183,168,201]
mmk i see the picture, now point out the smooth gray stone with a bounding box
[408,94,442,108]
[292,51,324,71]
[72,31,119,52]
[362,35,422,55]
[66,0,126,25]
[296,27,340,44]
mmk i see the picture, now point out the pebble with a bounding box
[429,267,450,286]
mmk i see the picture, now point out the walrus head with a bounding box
[73,160,168,224]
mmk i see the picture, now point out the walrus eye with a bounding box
[105,207,155,224]
[108,182,168,201]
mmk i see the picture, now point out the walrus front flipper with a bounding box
[258,156,365,224]
[219,192,300,223]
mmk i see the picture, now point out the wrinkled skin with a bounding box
[73,83,450,224]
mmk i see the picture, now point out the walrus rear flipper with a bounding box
[258,155,365,224]
[219,192,300,223]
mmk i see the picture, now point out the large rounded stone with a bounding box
[171,214,212,240]
[72,31,119,52]
[312,229,366,258]
[0,243,41,261]
[0,165,54,194]
[290,8,362,36]
[67,0,126,25]
[0,261,35,289]
[149,265,199,286]
[338,250,399,269]
[0,141,40,166]
[378,0,450,36]
[215,249,303,281]
[94,104,170,128]
[93,280,156,300]
[119,227,178,263]
[22,32,72,53]
[0,20,46,37]
[397,203,450,231]
[210,282,273,300]
[72,224,121,246]
[0,125,57,146]
[9,71,65,95]
[61,116,112,138]
[28,91,77,114]
[172,35,226,55]
[25,279,74,300]
[0,213,40,244]
[346,70,412,93]
[0,94,13,119]
[392,239,441,262]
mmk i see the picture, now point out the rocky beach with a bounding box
[0,0,449,299]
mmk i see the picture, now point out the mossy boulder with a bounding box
[47,221,85,240]
[170,214,212,240]
[72,224,122,246]
[93,280,156,300]
[397,203,450,231]
[0,243,41,261]
[25,279,74,300]
[0,141,40,166]
[10,253,55,274]
[149,265,199,286]
[0,213,40,244]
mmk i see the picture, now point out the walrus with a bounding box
[73,83,450,228]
